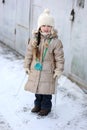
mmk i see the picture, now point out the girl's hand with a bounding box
[53,70,62,79]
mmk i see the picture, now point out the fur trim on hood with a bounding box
[32,28,58,39]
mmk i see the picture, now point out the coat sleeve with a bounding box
[53,39,65,73]
[24,39,33,69]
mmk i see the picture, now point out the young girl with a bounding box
[24,9,64,116]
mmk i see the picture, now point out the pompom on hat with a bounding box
[37,9,55,30]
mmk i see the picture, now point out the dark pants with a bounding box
[34,94,52,111]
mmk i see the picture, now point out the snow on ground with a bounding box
[0,42,87,130]
[0,114,12,130]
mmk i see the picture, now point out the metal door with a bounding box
[0,0,17,48]
[69,0,87,86]
[15,0,31,55]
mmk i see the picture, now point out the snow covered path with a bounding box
[0,42,87,130]
[0,114,11,130]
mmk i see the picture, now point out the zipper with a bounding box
[36,70,41,93]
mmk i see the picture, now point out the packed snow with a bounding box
[0,42,87,130]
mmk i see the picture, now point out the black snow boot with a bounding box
[31,106,41,113]
[38,109,51,116]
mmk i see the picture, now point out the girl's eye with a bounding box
[47,25,51,27]
[42,25,45,27]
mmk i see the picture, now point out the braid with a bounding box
[37,31,41,46]
[36,31,41,59]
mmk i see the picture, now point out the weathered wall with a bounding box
[0,0,30,55]
[68,0,87,88]
[0,0,87,88]
[0,0,16,48]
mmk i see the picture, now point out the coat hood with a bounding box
[32,28,58,39]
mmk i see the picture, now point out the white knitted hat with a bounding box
[37,9,55,29]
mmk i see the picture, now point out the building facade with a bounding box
[0,0,87,90]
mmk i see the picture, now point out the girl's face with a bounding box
[40,25,52,33]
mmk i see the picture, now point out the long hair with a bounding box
[36,30,41,59]
[37,30,41,46]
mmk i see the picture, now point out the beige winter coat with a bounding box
[24,30,64,94]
